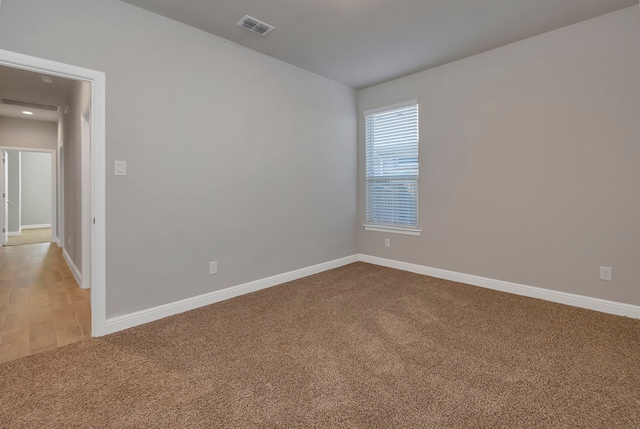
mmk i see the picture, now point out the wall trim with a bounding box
[97,251,640,336]
[62,247,83,288]
[7,231,20,237]
[21,223,52,229]
[103,255,359,335]
[358,254,640,319]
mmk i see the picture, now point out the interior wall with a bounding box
[56,116,64,245]
[0,0,358,318]
[62,80,90,270]
[7,150,20,233]
[358,7,640,306]
[0,117,57,150]
[20,151,52,227]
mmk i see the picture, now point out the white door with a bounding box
[1,150,8,246]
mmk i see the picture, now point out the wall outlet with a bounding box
[384,238,390,248]
[600,266,612,282]
[209,261,218,275]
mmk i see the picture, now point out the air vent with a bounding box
[236,15,274,36]
[0,97,59,112]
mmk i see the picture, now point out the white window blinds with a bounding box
[365,101,419,230]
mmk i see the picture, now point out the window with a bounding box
[364,100,420,235]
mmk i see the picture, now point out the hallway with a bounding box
[0,242,90,364]
[6,228,52,246]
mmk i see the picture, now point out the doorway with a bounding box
[0,49,106,337]
[0,143,89,363]
[2,148,56,246]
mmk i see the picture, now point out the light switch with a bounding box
[114,160,126,176]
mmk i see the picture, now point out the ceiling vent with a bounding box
[236,15,275,36]
[0,97,60,112]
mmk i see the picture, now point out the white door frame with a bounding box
[0,49,106,336]
[0,147,57,243]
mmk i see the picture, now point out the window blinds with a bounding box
[365,102,419,229]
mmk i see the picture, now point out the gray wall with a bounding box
[0,117,57,150]
[0,0,358,318]
[61,80,90,271]
[7,150,20,233]
[358,7,640,306]
[20,151,52,226]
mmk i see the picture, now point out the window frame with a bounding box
[363,100,421,236]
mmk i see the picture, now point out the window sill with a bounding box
[363,224,421,236]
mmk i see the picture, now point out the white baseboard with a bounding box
[21,223,52,229]
[359,254,640,319]
[7,231,20,237]
[103,254,359,335]
[62,248,83,288]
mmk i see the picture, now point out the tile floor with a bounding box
[0,242,90,364]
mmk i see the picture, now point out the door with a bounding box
[1,150,8,246]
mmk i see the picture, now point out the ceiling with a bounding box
[121,0,636,89]
[0,64,75,123]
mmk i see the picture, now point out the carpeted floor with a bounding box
[5,228,51,246]
[0,262,639,428]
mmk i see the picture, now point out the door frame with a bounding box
[0,48,106,336]
[0,147,57,244]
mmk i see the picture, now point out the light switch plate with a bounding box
[114,160,126,176]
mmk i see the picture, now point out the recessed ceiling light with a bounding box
[22,111,34,115]
[42,76,54,84]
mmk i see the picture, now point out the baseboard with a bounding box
[7,231,20,237]
[21,223,51,229]
[359,254,640,319]
[62,248,83,288]
[103,254,359,335]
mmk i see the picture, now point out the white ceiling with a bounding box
[0,64,74,122]
[121,0,636,89]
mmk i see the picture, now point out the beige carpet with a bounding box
[5,228,51,246]
[0,262,638,428]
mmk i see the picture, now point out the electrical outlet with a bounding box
[209,261,218,275]
[385,238,390,248]
[600,266,612,282]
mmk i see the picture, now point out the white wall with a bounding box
[20,151,51,227]
[358,7,640,306]
[0,0,358,318]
